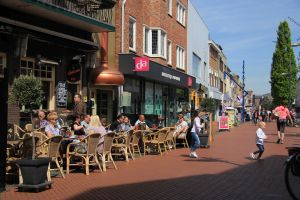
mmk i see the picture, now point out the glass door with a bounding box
[96,90,113,124]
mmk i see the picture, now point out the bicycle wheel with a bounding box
[285,154,300,200]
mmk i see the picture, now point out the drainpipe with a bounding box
[119,0,126,114]
[121,0,127,53]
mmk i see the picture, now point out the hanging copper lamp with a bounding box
[90,32,124,85]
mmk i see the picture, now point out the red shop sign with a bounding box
[188,76,193,87]
[133,57,149,72]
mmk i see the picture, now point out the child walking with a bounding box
[250,122,267,160]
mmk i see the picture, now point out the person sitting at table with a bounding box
[89,115,107,154]
[45,112,60,138]
[118,116,133,132]
[110,114,124,132]
[72,114,85,136]
[134,115,149,130]
[174,114,189,138]
[34,110,48,130]
[81,114,91,134]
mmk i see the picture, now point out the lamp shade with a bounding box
[90,66,124,85]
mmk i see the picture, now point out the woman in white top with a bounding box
[189,110,204,158]
[89,115,107,154]
[45,112,60,138]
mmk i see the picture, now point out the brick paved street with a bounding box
[1,122,299,200]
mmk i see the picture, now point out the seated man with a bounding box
[174,114,189,138]
[81,114,91,134]
[134,115,149,130]
[110,114,124,132]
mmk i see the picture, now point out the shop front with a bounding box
[119,54,196,126]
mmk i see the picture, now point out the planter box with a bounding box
[16,158,52,192]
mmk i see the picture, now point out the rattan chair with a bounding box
[25,124,33,132]
[131,131,142,157]
[176,131,189,148]
[141,130,154,155]
[112,130,134,161]
[38,135,64,178]
[33,131,48,155]
[66,133,102,175]
[164,127,176,151]
[149,128,169,156]
[98,132,117,172]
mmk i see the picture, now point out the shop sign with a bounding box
[67,61,81,82]
[161,72,180,82]
[188,76,193,87]
[133,57,149,71]
[219,116,229,130]
[56,81,67,107]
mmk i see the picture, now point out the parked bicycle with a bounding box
[285,147,300,200]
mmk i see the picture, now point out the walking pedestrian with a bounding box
[273,104,292,144]
[250,121,267,160]
[189,110,204,158]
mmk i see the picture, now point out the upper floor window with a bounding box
[176,45,185,70]
[0,53,6,78]
[143,26,167,58]
[168,0,172,15]
[167,41,172,65]
[20,57,54,81]
[192,53,201,78]
[177,1,186,26]
[129,16,136,51]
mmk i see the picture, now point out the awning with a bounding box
[0,0,115,32]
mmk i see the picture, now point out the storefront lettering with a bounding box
[161,72,181,82]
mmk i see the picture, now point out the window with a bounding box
[176,46,185,70]
[129,17,136,51]
[177,1,186,26]
[143,26,167,58]
[0,53,6,78]
[168,0,172,15]
[192,53,201,78]
[167,41,172,65]
[152,30,158,55]
[20,58,54,80]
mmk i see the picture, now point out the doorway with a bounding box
[96,90,113,124]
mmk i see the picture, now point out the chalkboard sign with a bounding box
[56,81,68,107]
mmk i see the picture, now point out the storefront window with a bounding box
[123,78,140,114]
[144,81,154,114]
[154,84,163,116]
[0,53,6,78]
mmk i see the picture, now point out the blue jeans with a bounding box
[190,132,200,151]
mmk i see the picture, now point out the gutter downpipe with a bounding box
[119,0,126,114]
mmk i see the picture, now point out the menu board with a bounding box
[227,110,235,128]
[56,81,67,107]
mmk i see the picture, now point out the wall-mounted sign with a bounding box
[133,57,149,71]
[67,60,81,82]
[188,76,193,87]
[56,81,67,107]
[121,91,131,107]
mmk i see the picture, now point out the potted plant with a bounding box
[10,74,52,191]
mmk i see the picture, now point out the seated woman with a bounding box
[118,116,133,132]
[174,114,189,138]
[72,115,85,136]
[45,112,60,138]
[89,115,107,154]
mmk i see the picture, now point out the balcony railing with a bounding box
[39,0,115,25]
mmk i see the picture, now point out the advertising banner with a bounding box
[219,116,229,130]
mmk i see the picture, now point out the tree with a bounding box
[271,21,298,107]
[201,97,217,113]
[9,74,44,109]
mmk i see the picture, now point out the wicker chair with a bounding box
[149,128,169,156]
[176,130,189,148]
[38,136,64,178]
[112,130,134,161]
[33,131,48,155]
[164,127,176,151]
[141,130,154,155]
[66,133,102,175]
[13,124,27,139]
[131,131,142,157]
[25,124,33,132]
[98,132,117,172]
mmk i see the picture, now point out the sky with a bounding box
[190,0,300,95]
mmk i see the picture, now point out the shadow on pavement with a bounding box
[66,155,292,200]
